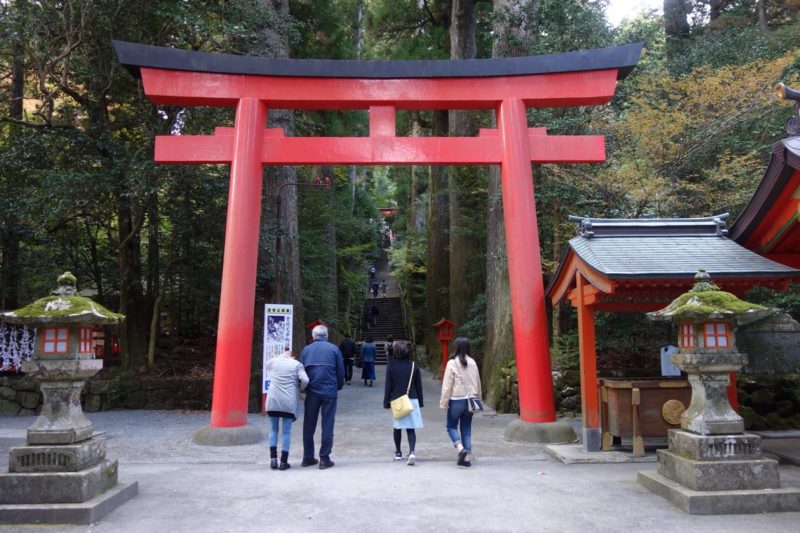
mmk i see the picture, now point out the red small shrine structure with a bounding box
[115,40,642,442]
[547,215,800,451]
[731,137,800,265]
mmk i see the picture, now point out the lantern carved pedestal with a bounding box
[0,273,138,525]
[638,271,800,514]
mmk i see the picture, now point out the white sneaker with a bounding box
[406,452,416,466]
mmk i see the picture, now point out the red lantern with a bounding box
[432,318,457,379]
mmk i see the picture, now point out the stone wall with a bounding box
[0,373,264,415]
[738,313,800,373]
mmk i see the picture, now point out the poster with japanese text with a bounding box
[263,304,293,393]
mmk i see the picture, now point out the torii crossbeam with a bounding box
[115,41,642,439]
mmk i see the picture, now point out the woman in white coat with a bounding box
[265,349,309,470]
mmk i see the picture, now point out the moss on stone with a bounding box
[3,295,123,325]
[649,284,769,324]
[671,290,765,316]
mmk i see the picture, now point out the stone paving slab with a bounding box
[546,443,657,464]
[761,438,800,466]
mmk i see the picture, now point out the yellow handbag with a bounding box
[390,362,415,419]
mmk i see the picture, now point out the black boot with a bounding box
[279,450,291,471]
[270,446,278,470]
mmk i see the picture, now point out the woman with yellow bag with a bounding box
[383,341,424,465]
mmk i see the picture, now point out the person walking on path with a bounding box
[383,341,423,465]
[360,337,377,387]
[385,334,394,360]
[264,349,309,471]
[380,280,388,296]
[369,265,376,281]
[338,333,357,385]
[371,280,379,298]
[300,325,345,470]
[370,304,379,326]
[439,337,482,468]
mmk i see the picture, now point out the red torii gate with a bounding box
[115,41,642,442]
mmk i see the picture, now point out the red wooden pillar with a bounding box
[210,98,267,428]
[496,98,556,423]
[576,272,600,450]
[728,371,739,411]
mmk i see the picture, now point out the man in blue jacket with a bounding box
[300,324,345,469]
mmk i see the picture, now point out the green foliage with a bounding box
[746,284,800,321]
[551,330,580,371]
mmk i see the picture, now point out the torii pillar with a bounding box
[115,41,642,445]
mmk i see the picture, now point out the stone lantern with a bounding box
[638,270,800,514]
[0,272,138,525]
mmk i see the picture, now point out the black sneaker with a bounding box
[457,450,468,466]
[301,458,318,467]
[394,451,402,462]
[319,458,335,470]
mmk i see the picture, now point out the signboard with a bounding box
[263,304,293,393]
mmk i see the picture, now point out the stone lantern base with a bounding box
[0,360,137,524]
[0,436,138,524]
[638,429,800,514]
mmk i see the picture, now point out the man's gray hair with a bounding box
[312,324,328,340]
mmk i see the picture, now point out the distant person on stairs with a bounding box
[384,340,423,466]
[360,337,377,387]
[338,333,356,385]
[370,304,379,326]
[380,280,388,296]
[371,280,379,298]
[300,325,345,470]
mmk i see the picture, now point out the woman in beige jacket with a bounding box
[439,337,482,467]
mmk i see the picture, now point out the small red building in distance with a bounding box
[378,207,398,219]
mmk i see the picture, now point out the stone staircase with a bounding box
[358,248,406,365]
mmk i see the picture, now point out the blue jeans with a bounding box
[446,399,473,453]
[303,393,337,460]
[268,416,293,451]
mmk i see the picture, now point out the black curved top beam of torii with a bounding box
[113,40,643,81]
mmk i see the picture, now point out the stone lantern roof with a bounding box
[0,272,124,326]
[647,270,772,326]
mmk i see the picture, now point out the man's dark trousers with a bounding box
[344,358,353,382]
[303,392,337,460]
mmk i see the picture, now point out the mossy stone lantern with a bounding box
[639,270,800,515]
[0,272,123,445]
[647,270,770,435]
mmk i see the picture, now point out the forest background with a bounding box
[3,0,800,411]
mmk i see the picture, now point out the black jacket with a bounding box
[383,359,423,408]
[339,338,357,359]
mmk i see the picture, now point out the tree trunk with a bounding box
[1,4,25,310]
[448,0,486,328]
[483,0,539,403]
[117,191,147,370]
[756,0,769,32]
[709,0,727,22]
[425,110,451,370]
[550,197,562,340]
[664,0,690,61]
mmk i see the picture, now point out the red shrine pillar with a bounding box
[496,98,556,423]
[210,98,267,427]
